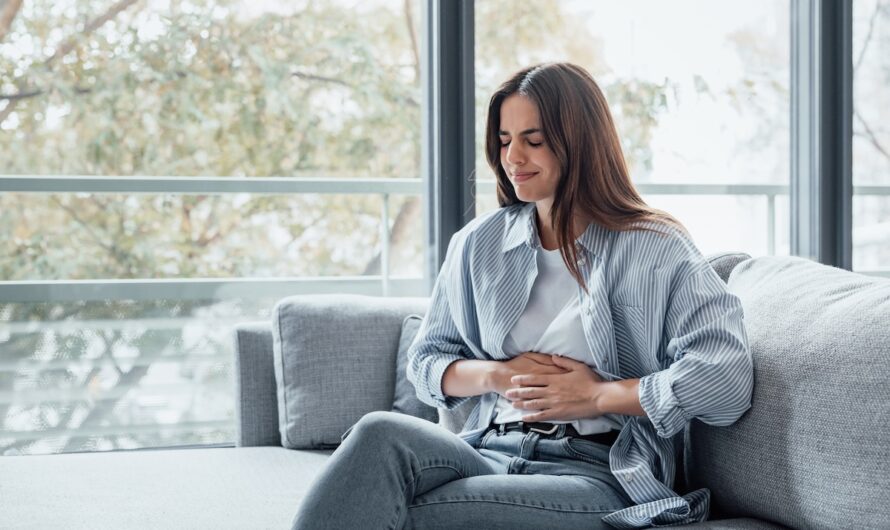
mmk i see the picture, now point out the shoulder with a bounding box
[611,219,708,277]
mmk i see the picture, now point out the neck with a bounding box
[534,203,588,251]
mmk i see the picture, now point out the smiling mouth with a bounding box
[512,172,538,183]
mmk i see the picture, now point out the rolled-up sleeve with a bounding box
[638,265,754,438]
[406,234,475,410]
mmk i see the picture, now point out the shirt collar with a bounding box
[501,202,611,258]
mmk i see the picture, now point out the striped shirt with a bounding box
[407,202,754,528]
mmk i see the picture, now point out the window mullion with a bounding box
[790,0,853,269]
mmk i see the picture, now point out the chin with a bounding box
[513,188,543,203]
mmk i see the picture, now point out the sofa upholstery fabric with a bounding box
[686,256,890,528]
[391,314,438,422]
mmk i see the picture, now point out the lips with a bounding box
[512,172,538,183]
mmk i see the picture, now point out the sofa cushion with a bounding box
[0,447,331,529]
[685,256,890,528]
[272,294,428,449]
[391,315,438,422]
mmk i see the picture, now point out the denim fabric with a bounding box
[291,411,634,530]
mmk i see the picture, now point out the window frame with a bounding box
[427,0,862,279]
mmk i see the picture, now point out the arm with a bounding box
[408,229,500,409]
[637,266,754,437]
[443,353,573,398]
[507,357,645,421]
[509,265,751,427]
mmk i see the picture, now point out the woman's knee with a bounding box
[347,410,425,445]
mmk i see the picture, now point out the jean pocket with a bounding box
[561,436,610,466]
[474,427,498,449]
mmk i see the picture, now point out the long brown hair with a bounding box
[485,62,685,290]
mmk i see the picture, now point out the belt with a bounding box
[490,421,620,447]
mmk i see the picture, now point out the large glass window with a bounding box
[474,0,790,258]
[853,0,890,275]
[0,0,423,455]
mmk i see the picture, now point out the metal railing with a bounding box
[1,175,888,450]
[3,176,886,304]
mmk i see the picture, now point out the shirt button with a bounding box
[585,306,593,315]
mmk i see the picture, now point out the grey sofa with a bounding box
[1,254,887,529]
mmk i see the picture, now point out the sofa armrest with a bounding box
[233,322,281,447]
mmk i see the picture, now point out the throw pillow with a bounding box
[391,315,438,423]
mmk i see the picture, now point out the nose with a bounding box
[504,142,525,168]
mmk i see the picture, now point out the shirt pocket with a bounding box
[610,303,656,378]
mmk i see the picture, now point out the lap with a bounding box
[347,413,633,528]
[406,473,628,530]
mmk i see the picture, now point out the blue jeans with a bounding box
[291,411,634,529]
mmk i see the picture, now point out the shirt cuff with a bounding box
[638,370,691,438]
[427,354,468,408]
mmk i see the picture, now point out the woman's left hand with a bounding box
[504,355,606,422]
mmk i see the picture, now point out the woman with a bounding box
[292,63,753,529]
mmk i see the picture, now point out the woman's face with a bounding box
[499,94,560,206]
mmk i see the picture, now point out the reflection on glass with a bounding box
[0,298,268,455]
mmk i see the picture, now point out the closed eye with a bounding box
[500,140,543,147]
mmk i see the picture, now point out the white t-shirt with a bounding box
[494,245,623,434]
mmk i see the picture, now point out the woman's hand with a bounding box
[504,355,607,422]
[488,352,569,398]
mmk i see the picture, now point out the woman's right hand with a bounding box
[489,352,569,399]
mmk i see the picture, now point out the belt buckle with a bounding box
[528,423,558,435]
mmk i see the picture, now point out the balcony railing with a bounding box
[1,175,888,452]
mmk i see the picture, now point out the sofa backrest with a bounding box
[686,256,890,528]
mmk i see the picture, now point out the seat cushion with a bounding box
[0,447,331,529]
[685,256,890,528]
[0,446,787,529]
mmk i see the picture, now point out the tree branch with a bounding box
[291,70,353,88]
[48,0,142,66]
[854,107,890,161]
[0,0,23,44]
[403,0,420,84]
[0,86,93,101]
[50,196,133,271]
[0,0,143,125]
[361,196,420,275]
[854,1,881,75]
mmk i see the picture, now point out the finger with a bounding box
[520,352,556,364]
[504,387,544,400]
[521,411,550,422]
[550,354,585,370]
[512,399,549,410]
[511,374,549,386]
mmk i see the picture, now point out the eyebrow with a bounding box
[498,128,541,136]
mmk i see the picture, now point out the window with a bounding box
[0,0,423,455]
[852,0,890,274]
[474,0,791,258]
